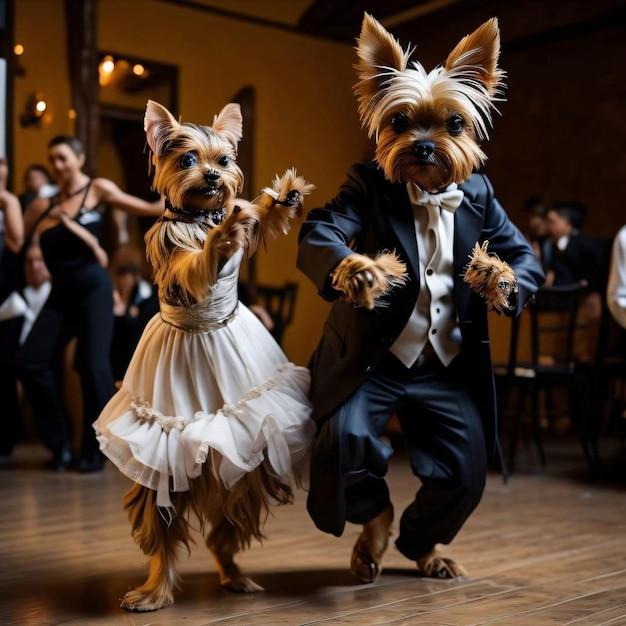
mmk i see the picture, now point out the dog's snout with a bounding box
[205,170,221,183]
[414,141,435,159]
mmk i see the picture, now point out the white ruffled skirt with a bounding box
[94,304,315,508]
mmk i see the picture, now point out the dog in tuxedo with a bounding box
[297,14,543,584]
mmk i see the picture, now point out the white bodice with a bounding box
[159,249,243,332]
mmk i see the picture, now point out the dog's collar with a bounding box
[163,199,226,226]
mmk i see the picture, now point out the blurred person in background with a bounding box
[110,244,159,382]
[19,163,57,212]
[524,195,551,273]
[16,135,162,472]
[0,157,26,460]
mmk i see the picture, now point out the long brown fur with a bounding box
[118,100,313,611]
[331,252,408,310]
[121,460,293,610]
[463,240,517,312]
[143,100,314,307]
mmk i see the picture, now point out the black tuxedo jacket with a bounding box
[297,162,545,459]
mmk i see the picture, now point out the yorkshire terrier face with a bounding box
[354,14,505,191]
[144,100,244,211]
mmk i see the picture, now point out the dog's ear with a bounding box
[212,103,243,149]
[144,100,179,155]
[354,13,407,96]
[355,13,407,87]
[443,18,503,97]
[354,13,409,137]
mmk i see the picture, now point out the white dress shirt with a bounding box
[390,183,462,367]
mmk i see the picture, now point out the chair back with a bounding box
[530,282,588,370]
[254,281,298,345]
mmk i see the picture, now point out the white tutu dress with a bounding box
[95,249,315,508]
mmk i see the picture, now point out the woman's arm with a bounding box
[58,212,109,268]
[0,190,25,253]
[91,178,163,217]
[23,197,50,243]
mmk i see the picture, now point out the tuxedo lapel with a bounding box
[386,186,420,279]
[454,195,484,320]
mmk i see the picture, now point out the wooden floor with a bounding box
[2,438,626,626]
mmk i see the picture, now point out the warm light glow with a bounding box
[14,44,24,56]
[132,63,145,76]
[68,109,77,120]
[101,56,115,74]
[35,99,47,113]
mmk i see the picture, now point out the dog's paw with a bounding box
[120,587,174,612]
[212,206,258,257]
[416,549,468,579]
[260,168,315,238]
[221,575,264,593]
[331,252,408,309]
[463,240,518,313]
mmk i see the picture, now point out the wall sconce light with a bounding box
[20,92,48,128]
[13,43,26,77]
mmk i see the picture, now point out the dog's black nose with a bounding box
[205,171,220,183]
[414,141,435,159]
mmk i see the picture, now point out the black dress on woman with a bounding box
[16,182,115,471]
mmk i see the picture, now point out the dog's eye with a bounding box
[390,113,409,134]
[217,155,230,167]
[447,115,465,136]
[180,152,198,169]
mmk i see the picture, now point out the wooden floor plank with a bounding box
[2,439,626,625]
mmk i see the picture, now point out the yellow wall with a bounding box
[13,0,372,366]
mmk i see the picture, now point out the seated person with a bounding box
[20,242,52,344]
[524,195,551,272]
[544,202,612,292]
[110,245,159,381]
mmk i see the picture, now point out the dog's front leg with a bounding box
[164,206,260,303]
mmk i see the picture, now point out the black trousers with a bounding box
[307,351,487,560]
[16,267,115,460]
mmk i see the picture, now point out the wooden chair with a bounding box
[495,281,594,472]
[252,281,298,346]
[588,303,626,461]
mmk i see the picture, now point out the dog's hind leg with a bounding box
[120,483,191,611]
[206,513,263,593]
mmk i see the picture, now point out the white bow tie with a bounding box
[409,184,464,213]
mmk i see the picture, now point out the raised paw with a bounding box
[416,549,468,579]
[120,586,174,612]
[263,167,316,210]
[331,252,408,309]
[284,189,303,209]
[212,205,259,257]
[463,240,517,313]
[259,168,315,238]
